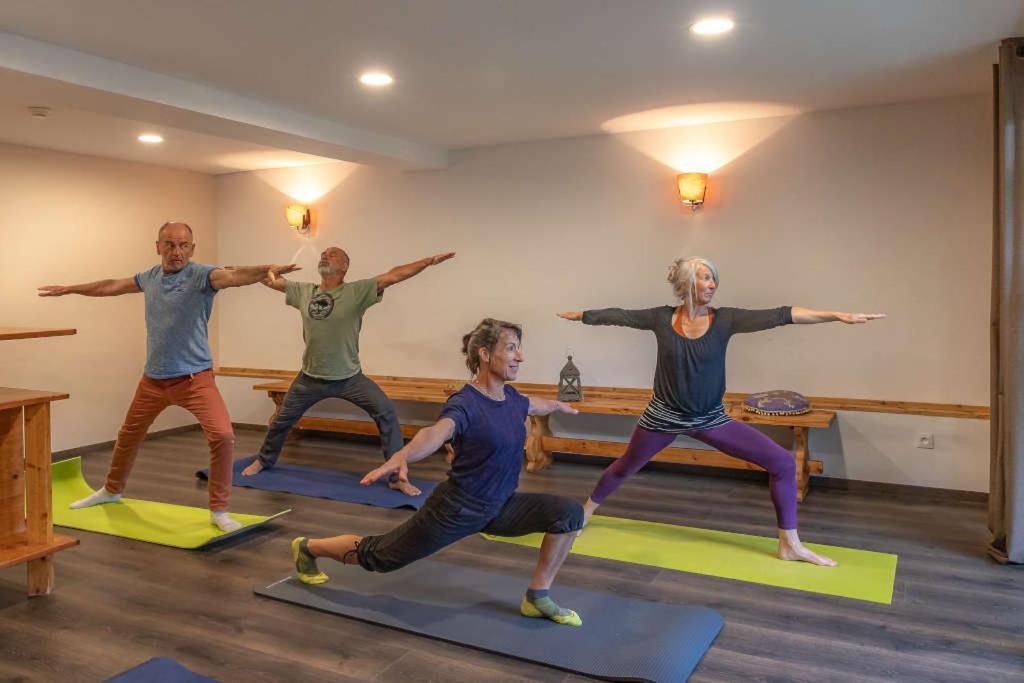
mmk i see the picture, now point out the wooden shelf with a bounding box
[0,388,70,411]
[0,534,79,569]
[0,327,76,342]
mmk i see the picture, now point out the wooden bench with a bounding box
[246,373,834,502]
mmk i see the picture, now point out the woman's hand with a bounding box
[557,311,583,321]
[554,401,579,415]
[361,454,409,486]
[835,312,886,324]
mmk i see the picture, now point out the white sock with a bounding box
[210,511,242,533]
[69,487,121,509]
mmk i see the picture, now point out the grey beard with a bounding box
[319,265,341,277]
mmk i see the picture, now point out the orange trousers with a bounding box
[105,369,234,511]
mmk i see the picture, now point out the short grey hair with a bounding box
[667,256,719,311]
[461,318,522,375]
[157,221,193,240]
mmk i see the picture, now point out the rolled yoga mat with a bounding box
[52,457,290,549]
[104,657,218,682]
[485,514,898,604]
[196,455,436,510]
[256,558,723,683]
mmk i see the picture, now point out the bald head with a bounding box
[157,221,194,241]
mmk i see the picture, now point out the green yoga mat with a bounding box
[52,457,290,549]
[485,515,897,604]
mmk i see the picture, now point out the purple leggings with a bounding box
[590,421,798,530]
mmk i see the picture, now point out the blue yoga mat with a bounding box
[196,456,436,509]
[105,657,218,682]
[256,558,723,682]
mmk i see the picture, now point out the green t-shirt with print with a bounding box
[285,277,382,380]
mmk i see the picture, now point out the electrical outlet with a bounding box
[916,433,935,449]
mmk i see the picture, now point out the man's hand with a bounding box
[269,264,301,276]
[557,311,583,321]
[38,285,72,297]
[427,252,456,266]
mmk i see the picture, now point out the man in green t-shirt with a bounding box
[241,246,454,495]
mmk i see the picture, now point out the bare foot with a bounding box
[241,459,264,477]
[777,529,837,567]
[388,479,422,496]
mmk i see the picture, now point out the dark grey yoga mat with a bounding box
[255,558,723,682]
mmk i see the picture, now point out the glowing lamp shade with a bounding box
[285,204,312,234]
[691,18,734,36]
[676,173,708,210]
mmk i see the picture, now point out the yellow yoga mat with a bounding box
[485,514,898,604]
[52,457,290,549]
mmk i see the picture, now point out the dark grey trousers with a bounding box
[356,480,584,573]
[256,371,403,470]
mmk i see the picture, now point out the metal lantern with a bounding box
[557,354,583,402]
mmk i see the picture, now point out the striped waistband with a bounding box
[637,395,732,433]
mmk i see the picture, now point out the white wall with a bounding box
[0,143,217,451]
[214,95,992,491]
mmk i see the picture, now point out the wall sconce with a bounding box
[285,204,312,235]
[676,172,708,211]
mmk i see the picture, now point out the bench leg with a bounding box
[525,415,553,473]
[27,556,54,597]
[793,426,810,502]
[24,404,55,596]
[267,391,284,426]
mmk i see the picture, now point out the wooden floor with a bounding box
[1,427,1022,682]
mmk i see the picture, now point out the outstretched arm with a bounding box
[361,418,456,485]
[210,264,300,290]
[528,396,580,416]
[38,277,140,297]
[375,252,455,293]
[557,308,657,330]
[791,307,886,325]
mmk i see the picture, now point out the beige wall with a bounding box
[0,143,217,451]
[212,94,992,491]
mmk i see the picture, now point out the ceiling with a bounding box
[0,0,1020,172]
[0,68,336,174]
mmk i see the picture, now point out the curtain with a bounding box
[989,37,1024,564]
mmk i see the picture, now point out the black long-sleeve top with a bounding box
[582,306,793,422]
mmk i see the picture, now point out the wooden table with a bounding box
[0,327,78,596]
[0,327,77,342]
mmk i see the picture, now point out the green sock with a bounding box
[291,537,329,584]
[522,588,582,626]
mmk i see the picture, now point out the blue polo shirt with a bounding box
[439,384,530,502]
[134,262,218,379]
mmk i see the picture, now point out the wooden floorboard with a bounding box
[1,427,1021,682]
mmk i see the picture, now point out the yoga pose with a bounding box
[291,318,585,625]
[39,221,297,532]
[239,247,455,496]
[558,256,885,566]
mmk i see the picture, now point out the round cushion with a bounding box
[742,390,811,416]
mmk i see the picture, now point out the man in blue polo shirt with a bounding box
[39,221,297,532]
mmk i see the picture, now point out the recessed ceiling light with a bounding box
[359,71,393,87]
[138,134,164,144]
[691,17,734,36]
